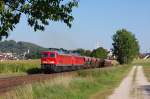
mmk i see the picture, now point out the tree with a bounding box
[0,1,3,11]
[84,50,92,57]
[72,48,92,56]
[91,47,108,59]
[72,48,84,56]
[112,29,139,64]
[0,0,78,40]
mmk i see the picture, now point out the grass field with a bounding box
[132,59,150,66]
[1,65,131,99]
[137,59,150,82]
[0,60,40,75]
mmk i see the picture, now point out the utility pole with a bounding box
[95,41,101,49]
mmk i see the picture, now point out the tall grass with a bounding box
[1,65,131,99]
[0,60,40,74]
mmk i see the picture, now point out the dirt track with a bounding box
[108,66,150,99]
[0,72,76,94]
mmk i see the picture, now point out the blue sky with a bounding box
[7,0,150,52]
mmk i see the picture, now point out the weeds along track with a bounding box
[0,72,77,94]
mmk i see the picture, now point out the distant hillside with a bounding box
[0,40,48,59]
[0,40,97,59]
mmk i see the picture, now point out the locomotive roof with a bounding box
[41,51,82,57]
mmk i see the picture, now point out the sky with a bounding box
[7,0,150,52]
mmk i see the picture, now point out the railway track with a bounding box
[0,72,77,94]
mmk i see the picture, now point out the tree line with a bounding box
[0,40,108,59]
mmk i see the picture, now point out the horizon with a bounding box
[5,0,150,53]
[1,39,148,54]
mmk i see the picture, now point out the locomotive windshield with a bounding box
[41,53,48,58]
[50,53,55,58]
[41,52,56,58]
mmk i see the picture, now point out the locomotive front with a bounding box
[41,51,57,71]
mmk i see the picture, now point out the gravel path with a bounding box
[108,66,150,99]
[132,66,150,99]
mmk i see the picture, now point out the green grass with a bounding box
[0,60,40,74]
[1,65,131,99]
[132,59,150,66]
[137,59,150,82]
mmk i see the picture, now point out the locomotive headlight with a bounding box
[43,61,48,64]
[42,61,55,64]
[49,61,55,64]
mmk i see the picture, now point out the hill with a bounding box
[0,40,48,59]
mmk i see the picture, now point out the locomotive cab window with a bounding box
[50,53,55,58]
[41,53,49,58]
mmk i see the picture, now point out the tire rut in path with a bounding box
[108,66,136,99]
[108,66,150,99]
[132,66,150,99]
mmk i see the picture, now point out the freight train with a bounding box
[41,51,112,72]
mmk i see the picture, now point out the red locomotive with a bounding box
[41,51,111,72]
